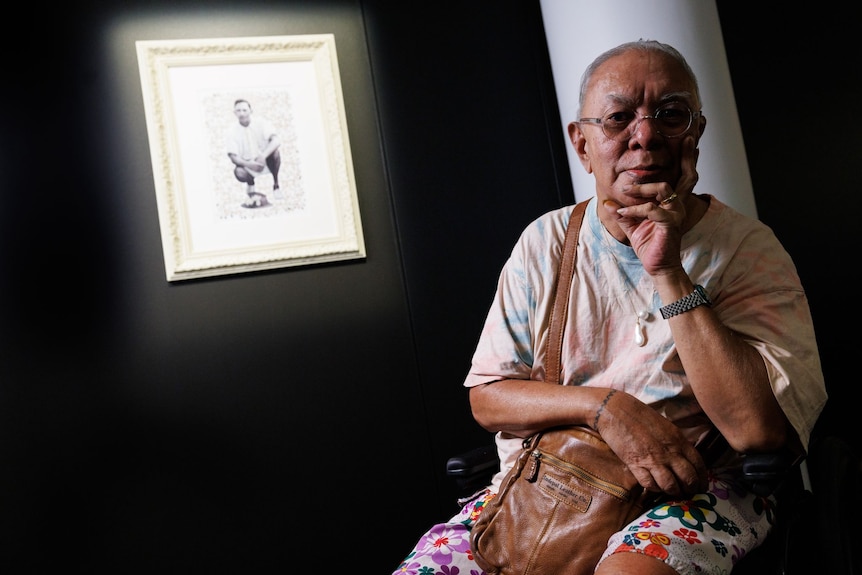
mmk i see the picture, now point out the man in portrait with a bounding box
[225,98,282,208]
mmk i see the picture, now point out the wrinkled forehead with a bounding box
[583,50,697,112]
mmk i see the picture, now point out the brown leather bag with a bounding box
[470,424,649,575]
[469,201,648,575]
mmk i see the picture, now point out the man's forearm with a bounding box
[259,135,281,159]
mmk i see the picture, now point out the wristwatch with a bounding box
[659,285,712,319]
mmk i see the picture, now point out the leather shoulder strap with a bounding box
[545,200,589,386]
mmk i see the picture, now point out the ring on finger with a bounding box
[660,192,678,205]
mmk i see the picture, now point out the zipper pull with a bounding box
[525,450,541,482]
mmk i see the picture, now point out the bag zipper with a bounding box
[525,448,632,500]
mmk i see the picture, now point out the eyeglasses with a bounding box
[578,102,701,141]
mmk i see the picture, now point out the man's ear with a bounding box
[568,121,593,174]
[695,114,707,148]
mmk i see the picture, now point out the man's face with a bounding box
[570,50,704,208]
[234,102,252,126]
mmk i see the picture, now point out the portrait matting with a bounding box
[136,34,365,281]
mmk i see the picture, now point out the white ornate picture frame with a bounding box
[136,34,365,281]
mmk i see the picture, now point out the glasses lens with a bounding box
[601,103,692,140]
[600,110,637,140]
[653,103,692,137]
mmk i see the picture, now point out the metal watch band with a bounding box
[659,285,711,320]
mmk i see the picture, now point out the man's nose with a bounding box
[628,114,662,143]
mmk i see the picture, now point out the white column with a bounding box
[540,0,757,218]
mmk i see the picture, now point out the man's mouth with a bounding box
[623,164,666,183]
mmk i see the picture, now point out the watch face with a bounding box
[695,285,712,306]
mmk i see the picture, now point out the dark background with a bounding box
[0,1,853,571]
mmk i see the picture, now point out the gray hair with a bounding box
[577,40,701,116]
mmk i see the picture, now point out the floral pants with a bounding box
[392,469,776,575]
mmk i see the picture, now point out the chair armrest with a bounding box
[446,445,498,492]
[741,450,805,497]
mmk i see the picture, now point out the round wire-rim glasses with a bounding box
[578,102,701,141]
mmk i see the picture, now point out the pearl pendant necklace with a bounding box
[634,310,650,347]
[599,224,653,347]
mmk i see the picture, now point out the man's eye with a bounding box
[604,111,634,126]
[656,107,688,124]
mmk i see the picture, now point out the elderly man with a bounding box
[392,39,826,575]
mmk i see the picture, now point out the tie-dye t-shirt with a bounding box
[464,196,826,492]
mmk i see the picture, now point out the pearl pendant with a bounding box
[634,310,649,347]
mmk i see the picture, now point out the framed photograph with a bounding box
[136,34,366,281]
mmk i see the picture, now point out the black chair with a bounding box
[446,433,861,574]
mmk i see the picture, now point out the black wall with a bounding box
[0,1,853,571]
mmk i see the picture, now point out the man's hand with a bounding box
[596,389,708,496]
[601,136,700,276]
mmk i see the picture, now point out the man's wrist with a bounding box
[660,285,712,319]
[592,390,617,431]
